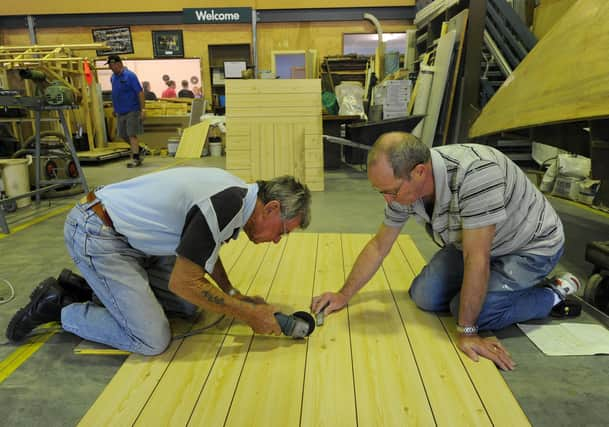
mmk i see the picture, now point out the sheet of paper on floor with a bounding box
[517,322,609,356]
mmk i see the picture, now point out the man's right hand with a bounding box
[245,304,281,335]
[311,292,349,317]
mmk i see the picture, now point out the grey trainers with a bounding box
[126,147,145,168]
[548,272,581,300]
[126,158,142,168]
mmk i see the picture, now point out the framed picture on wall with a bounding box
[92,27,134,56]
[152,30,184,58]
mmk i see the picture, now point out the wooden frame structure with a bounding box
[79,232,529,426]
[0,43,108,151]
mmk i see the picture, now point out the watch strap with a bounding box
[456,324,478,335]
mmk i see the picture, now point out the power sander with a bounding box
[274,311,315,338]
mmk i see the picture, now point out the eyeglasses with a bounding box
[378,179,404,197]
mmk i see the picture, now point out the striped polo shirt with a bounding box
[384,144,564,256]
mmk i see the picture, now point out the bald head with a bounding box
[367,132,430,179]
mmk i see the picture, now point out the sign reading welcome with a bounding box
[183,8,252,24]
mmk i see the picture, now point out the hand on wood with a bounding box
[311,292,349,316]
[245,304,281,336]
[458,334,515,371]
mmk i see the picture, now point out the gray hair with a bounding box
[256,176,311,228]
[367,132,430,179]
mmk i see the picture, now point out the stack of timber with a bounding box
[225,79,324,191]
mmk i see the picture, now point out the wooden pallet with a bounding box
[78,233,529,427]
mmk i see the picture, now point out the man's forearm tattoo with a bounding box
[201,289,225,306]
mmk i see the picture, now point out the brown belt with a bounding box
[80,191,114,228]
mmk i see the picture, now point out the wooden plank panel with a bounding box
[301,233,357,427]
[133,242,270,427]
[226,79,321,95]
[397,235,530,427]
[273,122,294,177]
[385,239,492,427]
[470,1,609,137]
[227,93,321,108]
[225,120,250,136]
[441,317,531,427]
[227,106,323,118]
[341,234,435,426]
[259,122,275,180]
[187,239,288,427]
[225,150,251,170]
[225,135,250,150]
[224,233,317,426]
[77,234,249,427]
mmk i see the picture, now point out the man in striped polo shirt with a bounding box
[313,132,569,370]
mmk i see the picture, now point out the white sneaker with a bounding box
[549,272,581,299]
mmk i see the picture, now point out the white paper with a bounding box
[518,322,609,356]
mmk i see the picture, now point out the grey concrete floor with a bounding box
[1,155,609,426]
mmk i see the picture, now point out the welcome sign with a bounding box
[183,8,252,24]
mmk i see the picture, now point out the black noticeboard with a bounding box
[152,30,184,58]
[92,27,134,56]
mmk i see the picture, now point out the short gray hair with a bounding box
[368,132,430,179]
[256,176,311,228]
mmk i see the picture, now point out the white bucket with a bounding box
[209,142,222,157]
[167,137,180,156]
[0,155,32,208]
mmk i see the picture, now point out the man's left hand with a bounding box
[458,334,515,371]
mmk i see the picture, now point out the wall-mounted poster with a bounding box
[92,27,134,56]
[152,30,185,58]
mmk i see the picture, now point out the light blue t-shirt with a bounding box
[96,167,258,272]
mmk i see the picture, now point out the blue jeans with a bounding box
[408,244,564,330]
[62,201,197,355]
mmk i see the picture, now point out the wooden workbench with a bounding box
[78,233,529,427]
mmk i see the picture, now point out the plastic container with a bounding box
[167,137,180,156]
[0,156,32,208]
[209,142,222,157]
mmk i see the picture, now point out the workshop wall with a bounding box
[1,18,411,107]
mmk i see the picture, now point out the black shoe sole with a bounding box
[5,278,60,343]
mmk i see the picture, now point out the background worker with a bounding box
[142,81,157,100]
[178,80,195,98]
[162,80,177,98]
[106,55,146,168]
[312,132,573,371]
[7,170,311,355]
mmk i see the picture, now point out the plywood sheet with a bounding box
[80,233,529,427]
[470,0,609,138]
[175,120,211,159]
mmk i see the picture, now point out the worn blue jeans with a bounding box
[408,244,564,330]
[62,200,197,355]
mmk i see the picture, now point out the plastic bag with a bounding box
[557,154,590,178]
[335,82,365,118]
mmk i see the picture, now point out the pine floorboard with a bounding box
[78,233,530,427]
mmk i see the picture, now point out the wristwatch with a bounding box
[456,324,479,335]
